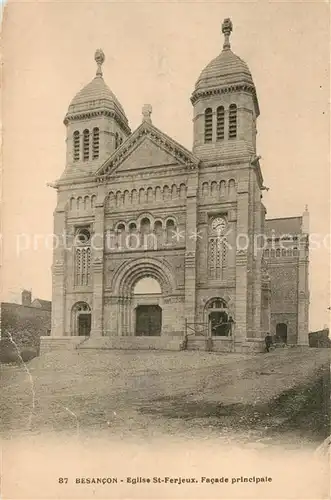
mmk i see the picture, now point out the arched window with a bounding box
[276,248,281,257]
[211,181,218,196]
[83,129,90,161]
[76,196,82,211]
[220,180,226,196]
[228,179,236,197]
[123,190,130,206]
[116,191,122,207]
[229,104,237,139]
[73,131,80,161]
[91,195,96,209]
[216,106,225,141]
[163,186,170,201]
[128,222,138,249]
[264,249,270,258]
[147,187,154,203]
[108,192,115,208]
[293,247,299,256]
[92,128,100,160]
[154,220,163,245]
[155,186,162,202]
[115,132,119,149]
[71,302,91,336]
[69,197,75,211]
[282,248,286,257]
[204,108,213,143]
[131,189,138,205]
[139,188,146,204]
[166,219,175,244]
[171,184,178,199]
[75,247,91,287]
[141,217,151,235]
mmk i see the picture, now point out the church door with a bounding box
[78,313,91,336]
[276,323,288,344]
[209,311,229,336]
[135,305,162,336]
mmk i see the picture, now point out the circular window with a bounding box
[76,228,91,244]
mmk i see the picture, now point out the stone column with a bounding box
[90,188,105,337]
[184,166,199,325]
[51,209,66,336]
[234,185,250,343]
[297,234,309,345]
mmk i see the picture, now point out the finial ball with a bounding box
[95,49,105,66]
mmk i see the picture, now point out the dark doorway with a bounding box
[135,305,162,336]
[210,311,230,336]
[276,323,288,344]
[78,313,91,336]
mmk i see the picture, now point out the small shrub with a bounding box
[20,348,38,362]
[0,346,21,364]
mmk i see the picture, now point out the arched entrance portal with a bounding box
[72,302,91,336]
[112,257,177,336]
[276,323,288,344]
[133,277,162,336]
[206,298,231,337]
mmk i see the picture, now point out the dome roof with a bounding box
[192,18,258,114]
[194,49,254,92]
[68,76,127,117]
[65,49,129,128]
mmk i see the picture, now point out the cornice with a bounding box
[64,109,131,135]
[191,83,260,116]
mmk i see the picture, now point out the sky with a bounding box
[1,0,330,330]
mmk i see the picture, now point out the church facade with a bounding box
[47,19,309,353]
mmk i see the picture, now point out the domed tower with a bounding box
[191,18,259,159]
[63,49,131,175]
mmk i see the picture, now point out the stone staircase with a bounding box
[40,336,85,355]
[77,336,182,351]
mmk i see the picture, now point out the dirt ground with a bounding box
[1,348,329,448]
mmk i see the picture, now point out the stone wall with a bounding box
[0,303,51,353]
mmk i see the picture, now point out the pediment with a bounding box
[112,137,178,174]
[95,122,200,180]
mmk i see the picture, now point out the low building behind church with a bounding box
[0,290,51,356]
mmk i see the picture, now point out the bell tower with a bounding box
[191,19,259,161]
[63,50,131,177]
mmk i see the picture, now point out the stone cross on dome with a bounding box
[142,104,152,123]
[222,18,233,50]
[95,49,105,77]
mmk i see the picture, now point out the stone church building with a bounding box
[45,19,309,353]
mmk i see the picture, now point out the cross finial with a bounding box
[222,18,233,50]
[142,104,152,123]
[94,49,105,77]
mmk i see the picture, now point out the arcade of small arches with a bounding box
[204,104,237,143]
[264,247,299,258]
[106,183,187,209]
[69,194,97,212]
[201,178,236,199]
[109,216,179,250]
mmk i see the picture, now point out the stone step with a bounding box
[78,336,182,351]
